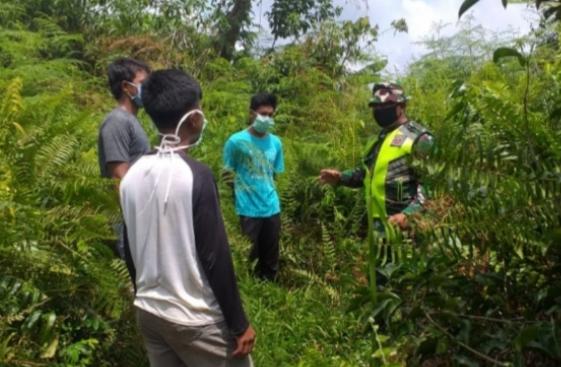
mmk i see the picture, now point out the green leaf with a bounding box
[25,310,42,329]
[493,47,527,66]
[502,0,508,7]
[549,107,561,120]
[40,336,59,359]
[39,312,57,344]
[373,346,396,358]
[543,5,561,20]
[459,0,480,18]
[515,325,541,349]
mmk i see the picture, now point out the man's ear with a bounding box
[397,104,405,117]
[122,81,132,97]
[188,112,203,129]
[248,110,256,124]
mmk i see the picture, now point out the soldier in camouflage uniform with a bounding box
[320,82,434,232]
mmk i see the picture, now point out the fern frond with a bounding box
[288,268,340,304]
[0,78,23,138]
[34,134,78,178]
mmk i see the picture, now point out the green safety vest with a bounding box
[363,122,427,220]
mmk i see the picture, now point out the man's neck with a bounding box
[158,129,193,151]
[248,126,267,138]
[383,116,408,133]
[119,98,138,116]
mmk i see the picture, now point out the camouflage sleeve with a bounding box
[402,133,434,215]
[340,166,366,188]
[413,132,435,158]
[402,185,426,215]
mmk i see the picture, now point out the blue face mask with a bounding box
[253,114,274,134]
[126,82,143,108]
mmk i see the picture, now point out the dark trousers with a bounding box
[240,214,281,281]
[114,222,126,260]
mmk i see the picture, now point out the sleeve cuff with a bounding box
[340,170,353,185]
[402,202,422,215]
[231,319,250,336]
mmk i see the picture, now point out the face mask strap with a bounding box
[124,81,141,95]
[175,109,203,137]
[156,109,205,154]
[252,109,275,119]
[151,109,205,212]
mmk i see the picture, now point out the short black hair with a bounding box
[141,69,203,130]
[250,92,277,111]
[107,58,151,100]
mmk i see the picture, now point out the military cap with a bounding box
[369,82,409,106]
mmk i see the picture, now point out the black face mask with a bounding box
[374,106,398,128]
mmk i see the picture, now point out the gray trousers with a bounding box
[136,308,253,367]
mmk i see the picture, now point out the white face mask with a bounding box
[252,114,274,133]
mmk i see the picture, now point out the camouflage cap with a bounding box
[368,82,409,106]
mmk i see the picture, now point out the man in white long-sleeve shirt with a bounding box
[120,69,255,367]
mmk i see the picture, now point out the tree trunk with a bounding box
[219,0,252,60]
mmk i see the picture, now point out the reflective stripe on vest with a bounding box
[364,127,414,219]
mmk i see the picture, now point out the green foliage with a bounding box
[390,19,408,35]
[460,0,561,21]
[493,47,527,66]
[459,0,484,18]
[1,1,560,366]
[267,0,341,44]
[0,24,142,367]
[302,17,380,77]
[379,23,561,366]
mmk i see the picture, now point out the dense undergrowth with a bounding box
[1,1,560,366]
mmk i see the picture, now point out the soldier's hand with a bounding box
[389,213,408,230]
[319,169,341,185]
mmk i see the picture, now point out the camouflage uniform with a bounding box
[340,83,434,225]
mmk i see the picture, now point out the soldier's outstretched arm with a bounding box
[339,166,366,188]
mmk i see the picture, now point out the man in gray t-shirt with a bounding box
[98,107,150,178]
[98,58,151,180]
[98,58,151,260]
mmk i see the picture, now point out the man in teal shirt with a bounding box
[223,93,284,281]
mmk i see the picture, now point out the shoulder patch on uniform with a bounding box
[390,135,405,147]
